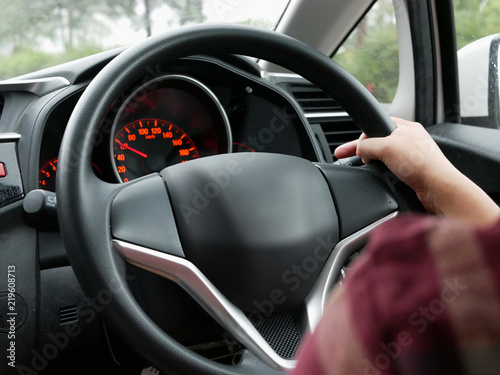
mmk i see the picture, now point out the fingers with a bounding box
[334,117,410,162]
[390,116,420,129]
[334,139,359,159]
[334,133,367,159]
[356,137,388,164]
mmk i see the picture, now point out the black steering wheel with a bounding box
[57,24,406,375]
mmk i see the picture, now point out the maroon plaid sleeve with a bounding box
[291,215,500,375]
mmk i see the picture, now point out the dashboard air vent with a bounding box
[310,118,361,158]
[59,305,78,325]
[289,85,341,113]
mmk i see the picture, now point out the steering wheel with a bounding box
[57,24,406,374]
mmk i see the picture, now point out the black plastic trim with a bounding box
[488,35,500,128]
[315,164,398,239]
[0,142,24,208]
[434,0,461,123]
[407,0,436,126]
[428,122,500,193]
[111,174,185,258]
[0,203,38,374]
[39,231,69,269]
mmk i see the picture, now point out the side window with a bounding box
[333,0,399,103]
[455,0,500,128]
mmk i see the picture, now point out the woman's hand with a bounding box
[335,117,500,226]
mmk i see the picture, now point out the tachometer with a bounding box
[113,118,199,182]
[39,157,102,192]
[39,157,58,191]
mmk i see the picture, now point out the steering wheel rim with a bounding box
[57,24,396,375]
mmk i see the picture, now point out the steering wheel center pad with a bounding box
[111,153,339,312]
[161,153,339,311]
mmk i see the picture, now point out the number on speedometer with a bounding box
[113,118,199,182]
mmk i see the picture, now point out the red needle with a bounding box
[115,139,148,158]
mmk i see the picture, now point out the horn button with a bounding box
[162,153,339,312]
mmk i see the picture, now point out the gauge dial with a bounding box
[39,158,102,192]
[233,142,256,152]
[113,118,199,182]
[39,157,58,191]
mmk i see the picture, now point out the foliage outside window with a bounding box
[454,0,500,128]
[454,0,500,50]
[0,0,289,80]
[333,0,399,104]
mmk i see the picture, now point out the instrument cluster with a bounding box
[38,56,320,191]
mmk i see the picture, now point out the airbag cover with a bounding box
[161,153,339,312]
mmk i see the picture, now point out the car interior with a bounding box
[1,0,499,374]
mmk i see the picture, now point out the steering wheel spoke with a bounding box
[111,174,184,257]
[114,239,296,371]
[315,163,399,239]
[304,212,398,332]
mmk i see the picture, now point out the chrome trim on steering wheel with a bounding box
[114,212,397,370]
[114,240,297,371]
[304,212,398,332]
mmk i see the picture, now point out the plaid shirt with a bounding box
[292,215,500,375]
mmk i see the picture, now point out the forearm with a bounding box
[338,118,500,226]
[423,169,500,226]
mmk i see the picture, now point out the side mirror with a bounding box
[458,33,500,128]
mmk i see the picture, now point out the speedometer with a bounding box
[113,119,199,182]
[109,74,232,183]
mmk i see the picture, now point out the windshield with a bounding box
[0,0,290,80]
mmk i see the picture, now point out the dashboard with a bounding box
[0,49,361,373]
[37,56,321,192]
